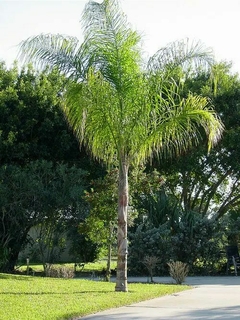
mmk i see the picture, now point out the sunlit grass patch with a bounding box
[0,273,190,320]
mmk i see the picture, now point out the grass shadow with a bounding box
[0,273,33,281]
[0,290,114,295]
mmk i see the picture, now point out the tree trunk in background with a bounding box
[115,161,129,292]
[106,238,112,282]
[0,245,19,273]
[0,230,29,273]
[106,222,114,282]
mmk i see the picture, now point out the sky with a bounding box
[1,0,240,73]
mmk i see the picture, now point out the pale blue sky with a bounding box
[1,0,240,73]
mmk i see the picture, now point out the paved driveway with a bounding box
[79,276,240,319]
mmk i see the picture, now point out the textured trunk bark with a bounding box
[115,161,128,292]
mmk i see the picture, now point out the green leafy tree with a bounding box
[0,62,101,174]
[67,219,101,266]
[160,63,240,220]
[82,169,118,281]
[129,188,226,276]
[0,63,94,272]
[0,63,80,165]
[0,161,87,272]
[20,0,223,291]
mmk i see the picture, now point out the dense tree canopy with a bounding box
[0,63,97,272]
[158,63,240,219]
[0,161,87,272]
[0,63,79,164]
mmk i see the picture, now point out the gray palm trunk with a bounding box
[115,160,129,292]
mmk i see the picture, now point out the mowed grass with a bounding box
[0,273,190,320]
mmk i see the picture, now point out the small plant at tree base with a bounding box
[143,255,160,283]
[168,261,189,284]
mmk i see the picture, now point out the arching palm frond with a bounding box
[135,92,223,164]
[19,34,85,81]
[148,39,214,77]
[63,69,121,164]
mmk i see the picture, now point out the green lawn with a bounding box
[0,273,190,320]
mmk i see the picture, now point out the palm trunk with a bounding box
[115,161,128,292]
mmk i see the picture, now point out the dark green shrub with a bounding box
[129,213,226,275]
[128,224,174,275]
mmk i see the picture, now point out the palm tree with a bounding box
[19,0,223,292]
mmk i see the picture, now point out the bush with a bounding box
[168,261,189,284]
[142,255,159,282]
[44,264,75,278]
[128,224,174,276]
[128,212,226,276]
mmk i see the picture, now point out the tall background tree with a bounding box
[159,62,240,220]
[0,160,87,272]
[20,0,223,291]
[0,62,103,272]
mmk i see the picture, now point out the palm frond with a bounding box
[63,69,121,164]
[81,0,142,92]
[19,34,84,81]
[133,90,224,165]
[82,0,129,40]
[18,0,224,170]
[148,39,214,77]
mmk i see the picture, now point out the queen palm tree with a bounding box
[19,0,223,292]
